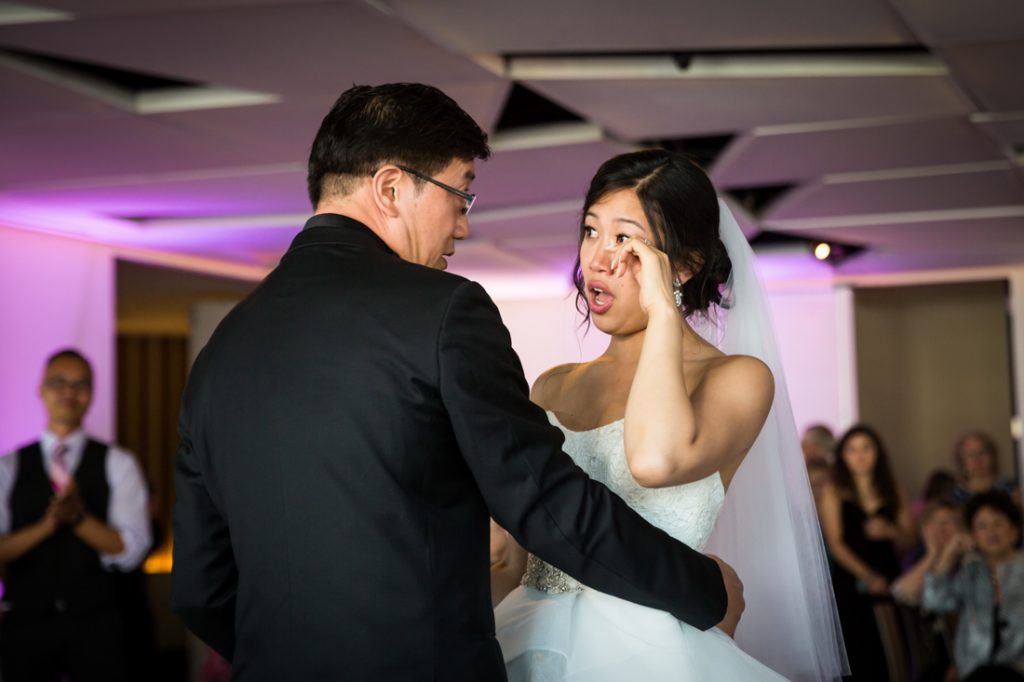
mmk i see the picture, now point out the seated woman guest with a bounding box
[893,499,965,606]
[924,491,1024,681]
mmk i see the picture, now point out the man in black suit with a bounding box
[172,83,741,681]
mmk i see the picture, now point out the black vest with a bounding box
[4,439,115,614]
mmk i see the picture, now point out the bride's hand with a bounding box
[610,237,679,315]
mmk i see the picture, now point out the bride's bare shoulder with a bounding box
[530,363,581,409]
[703,354,774,408]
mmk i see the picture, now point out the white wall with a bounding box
[0,227,116,452]
[492,290,609,387]
[766,285,857,437]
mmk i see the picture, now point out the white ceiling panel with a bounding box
[712,116,1006,187]
[767,168,1024,221]
[972,112,1024,149]
[0,60,114,123]
[525,75,975,139]
[939,41,1024,112]
[1,167,310,218]
[467,207,582,248]
[389,0,914,53]
[0,111,277,187]
[0,2,500,98]
[472,140,629,212]
[797,216,1024,269]
[889,0,1024,47]
[42,0,312,15]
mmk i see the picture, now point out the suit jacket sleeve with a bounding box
[438,281,727,630]
[171,368,238,660]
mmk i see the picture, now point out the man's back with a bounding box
[175,217,507,679]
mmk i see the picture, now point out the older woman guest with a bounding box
[951,430,1019,505]
[924,491,1024,681]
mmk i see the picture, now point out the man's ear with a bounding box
[371,165,403,218]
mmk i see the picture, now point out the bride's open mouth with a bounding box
[588,280,614,314]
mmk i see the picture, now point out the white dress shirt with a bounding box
[0,429,152,571]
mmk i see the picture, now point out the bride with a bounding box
[490,149,847,681]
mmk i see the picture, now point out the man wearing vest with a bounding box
[0,348,151,682]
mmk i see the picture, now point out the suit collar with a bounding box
[288,213,396,258]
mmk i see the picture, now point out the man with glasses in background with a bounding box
[0,348,151,682]
[172,82,738,681]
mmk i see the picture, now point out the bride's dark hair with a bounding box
[573,148,731,321]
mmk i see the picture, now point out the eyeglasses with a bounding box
[397,165,476,215]
[44,378,92,392]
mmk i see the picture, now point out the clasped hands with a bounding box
[863,516,898,541]
[44,481,85,531]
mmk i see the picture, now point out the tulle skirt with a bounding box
[495,585,788,681]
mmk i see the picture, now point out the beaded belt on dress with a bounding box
[520,554,584,594]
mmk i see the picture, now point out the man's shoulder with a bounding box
[79,435,136,463]
[1,439,40,460]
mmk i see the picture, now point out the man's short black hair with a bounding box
[45,348,92,375]
[307,83,490,207]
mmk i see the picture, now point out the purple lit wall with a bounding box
[493,291,609,386]
[0,226,115,453]
[766,286,857,435]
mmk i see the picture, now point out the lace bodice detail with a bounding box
[522,411,725,594]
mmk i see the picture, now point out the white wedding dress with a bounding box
[494,411,788,681]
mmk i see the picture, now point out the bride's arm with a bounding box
[613,239,773,489]
[624,307,773,488]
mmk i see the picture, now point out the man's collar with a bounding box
[290,213,397,258]
[41,429,85,450]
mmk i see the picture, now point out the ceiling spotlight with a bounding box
[807,240,866,266]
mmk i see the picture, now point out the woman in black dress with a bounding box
[820,425,916,680]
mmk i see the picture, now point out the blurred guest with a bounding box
[951,430,1019,505]
[894,499,965,606]
[806,455,833,511]
[924,491,1024,681]
[820,424,916,680]
[0,349,151,682]
[802,423,836,465]
[905,469,961,574]
[911,470,959,525]
[892,499,964,681]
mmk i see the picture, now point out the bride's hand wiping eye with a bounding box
[610,237,679,315]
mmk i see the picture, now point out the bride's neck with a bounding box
[603,327,646,362]
[602,317,703,363]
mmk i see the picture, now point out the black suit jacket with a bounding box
[171,214,726,681]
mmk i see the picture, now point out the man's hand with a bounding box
[707,553,744,637]
[50,481,84,526]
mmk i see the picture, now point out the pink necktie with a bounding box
[50,443,72,492]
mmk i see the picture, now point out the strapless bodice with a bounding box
[521,411,725,594]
